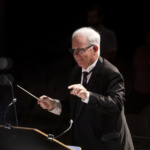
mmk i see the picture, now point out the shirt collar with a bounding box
[82,58,98,73]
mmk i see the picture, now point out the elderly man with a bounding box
[38,27,134,150]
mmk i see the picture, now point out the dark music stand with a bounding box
[0,125,81,150]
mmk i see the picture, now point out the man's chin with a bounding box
[77,62,83,67]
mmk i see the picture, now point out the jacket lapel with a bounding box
[86,57,103,91]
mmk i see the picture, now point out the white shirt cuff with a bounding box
[81,91,90,103]
[48,99,62,115]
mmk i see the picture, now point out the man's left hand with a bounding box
[68,84,88,100]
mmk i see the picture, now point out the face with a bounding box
[72,35,96,69]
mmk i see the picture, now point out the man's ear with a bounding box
[93,45,98,52]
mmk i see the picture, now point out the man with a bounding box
[132,26,150,113]
[38,27,134,150]
[86,5,118,64]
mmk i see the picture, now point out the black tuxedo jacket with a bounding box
[61,57,134,150]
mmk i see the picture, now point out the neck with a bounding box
[82,58,98,71]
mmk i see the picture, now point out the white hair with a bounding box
[72,27,101,56]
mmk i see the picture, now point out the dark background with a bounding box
[2,1,150,81]
[3,1,150,59]
[1,1,150,149]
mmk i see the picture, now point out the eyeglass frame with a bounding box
[69,44,94,55]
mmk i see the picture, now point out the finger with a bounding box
[70,88,78,95]
[76,88,82,95]
[38,98,47,105]
[74,88,82,95]
[40,95,48,99]
[40,101,50,109]
[40,103,46,109]
[43,101,49,107]
[71,88,81,96]
[70,90,74,95]
[79,89,87,94]
[68,85,76,89]
[68,84,81,89]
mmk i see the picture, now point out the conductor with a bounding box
[38,27,134,150]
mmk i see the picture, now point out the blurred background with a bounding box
[0,1,150,149]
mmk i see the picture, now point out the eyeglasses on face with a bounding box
[69,44,94,55]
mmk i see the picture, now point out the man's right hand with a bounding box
[38,95,56,111]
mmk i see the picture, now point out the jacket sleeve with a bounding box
[88,70,125,115]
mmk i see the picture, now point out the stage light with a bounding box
[0,57,8,70]
[0,57,13,70]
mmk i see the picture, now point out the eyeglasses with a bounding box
[69,45,94,55]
